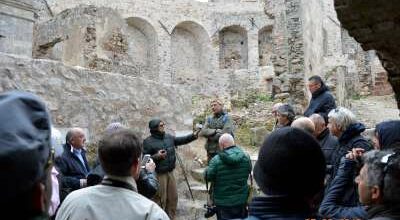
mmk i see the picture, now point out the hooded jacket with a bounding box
[143,119,197,174]
[328,123,372,206]
[304,83,336,122]
[376,120,400,150]
[204,145,252,206]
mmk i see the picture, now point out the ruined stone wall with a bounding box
[0,0,35,57]
[299,0,392,108]
[0,52,192,140]
[33,0,274,98]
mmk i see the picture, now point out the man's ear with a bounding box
[130,159,140,180]
[370,185,382,202]
[32,182,46,214]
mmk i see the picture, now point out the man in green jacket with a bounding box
[204,133,252,220]
[199,99,234,162]
[143,118,198,220]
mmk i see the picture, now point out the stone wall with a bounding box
[32,0,275,98]
[0,52,193,140]
[334,0,400,110]
[0,0,35,57]
[298,0,393,108]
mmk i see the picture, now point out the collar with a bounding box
[317,128,329,140]
[69,145,86,153]
[103,175,137,192]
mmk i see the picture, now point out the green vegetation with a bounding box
[231,90,272,108]
[351,93,362,100]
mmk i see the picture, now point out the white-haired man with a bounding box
[204,134,252,220]
[326,107,372,206]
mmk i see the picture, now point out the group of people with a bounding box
[1,74,400,220]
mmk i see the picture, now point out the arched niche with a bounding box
[219,25,248,70]
[258,26,273,66]
[170,21,210,84]
[125,17,158,76]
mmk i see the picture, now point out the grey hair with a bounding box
[362,149,400,204]
[277,103,296,122]
[328,107,356,132]
[219,133,235,147]
[105,122,126,134]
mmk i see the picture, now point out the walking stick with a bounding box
[175,151,195,201]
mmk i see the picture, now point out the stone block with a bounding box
[0,0,35,57]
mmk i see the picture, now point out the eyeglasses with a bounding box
[159,123,165,128]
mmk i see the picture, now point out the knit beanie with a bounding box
[253,127,325,197]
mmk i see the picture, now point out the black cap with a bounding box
[0,91,51,201]
[149,118,162,131]
[253,127,325,197]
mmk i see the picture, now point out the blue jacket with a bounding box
[327,123,372,206]
[319,158,367,219]
[304,84,336,122]
[55,144,90,191]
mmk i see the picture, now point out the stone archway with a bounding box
[125,17,158,78]
[170,21,210,85]
[219,25,248,70]
[258,26,273,66]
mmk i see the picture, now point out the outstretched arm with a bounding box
[319,157,367,219]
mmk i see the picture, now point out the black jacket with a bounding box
[319,158,367,219]
[246,195,318,220]
[327,123,372,206]
[304,84,336,122]
[87,161,159,199]
[317,128,338,168]
[143,132,196,174]
[55,144,90,191]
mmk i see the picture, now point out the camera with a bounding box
[195,123,203,130]
[203,204,216,218]
[141,154,151,169]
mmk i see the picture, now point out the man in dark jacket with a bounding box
[0,91,52,219]
[87,122,159,199]
[309,113,338,175]
[327,107,372,206]
[304,75,336,123]
[247,127,326,220]
[143,118,198,219]
[199,99,234,162]
[204,134,251,220]
[320,148,400,220]
[55,128,90,200]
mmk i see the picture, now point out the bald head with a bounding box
[66,127,86,149]
[309,114,326,136]
[291,117,315,134]
[219,133,235,149]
